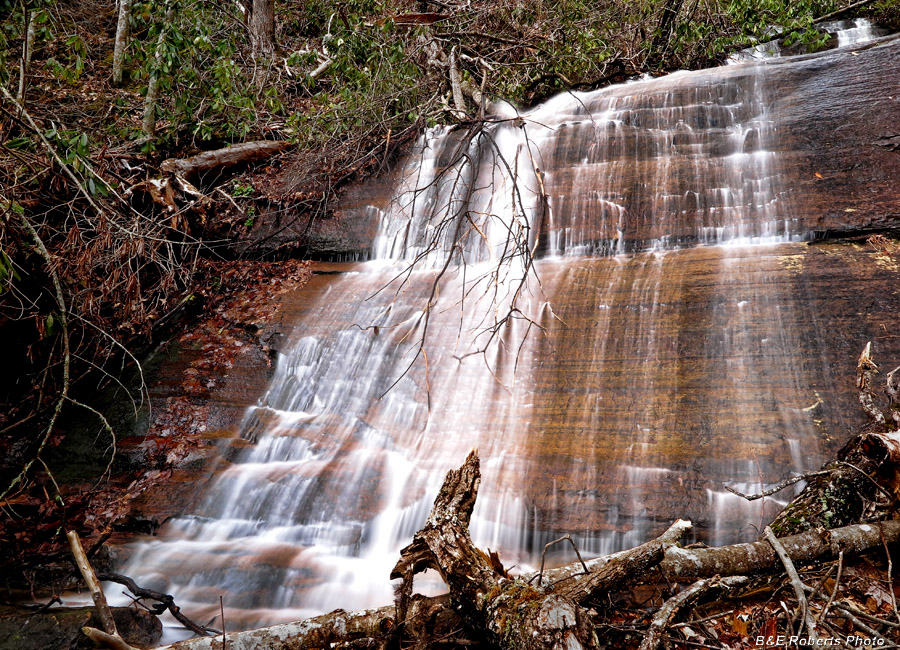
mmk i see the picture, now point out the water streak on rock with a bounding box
[121,33,900,639]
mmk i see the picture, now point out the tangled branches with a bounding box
[0,84,201,499]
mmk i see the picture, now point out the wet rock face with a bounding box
[770,40,900,235]
[0,606,162,650]
[516,242,900,546]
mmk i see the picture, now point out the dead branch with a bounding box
[154,602,400,650]
[660,520,900,580]
[638,576,747,650]
[81,627,138,650]
[764,526,817,641]
[97,572,213,637]
[724,469,832,501]
[553,519,692,605]
[159,140,292,180]
[67,530,131,648]
[858,341,886,425]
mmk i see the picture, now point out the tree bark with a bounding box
[143,2,174,138]
[17,5,36,104]
[112,0,132,86]
[154,596,456,650]
[159,140,291,180]
[250,0,275,57]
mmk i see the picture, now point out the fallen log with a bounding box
[659,519,900,579]
[160,140,291,181]
[154,595,459,650]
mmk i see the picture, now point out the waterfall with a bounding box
[119,37,884,640]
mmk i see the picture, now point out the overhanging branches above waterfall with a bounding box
[366,114,556,399]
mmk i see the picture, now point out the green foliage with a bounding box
[871,0,900,30]
[232,182,256,197]
[0,3,53,85]
[125,0,266,142]
[45,33,87,83]
[0,248,21,294]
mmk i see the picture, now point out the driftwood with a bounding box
[159,140,291,180]
[68,529,141,650]
[67,530,119,638]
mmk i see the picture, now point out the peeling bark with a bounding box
[659,520,900,579]
[156,605,396,650]
[391,450,598,650]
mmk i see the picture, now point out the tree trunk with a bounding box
[16,4,35,104]
[250,0,275,57]
[648,0,685,66]
[112,0,132,86]
[143,2,174,138]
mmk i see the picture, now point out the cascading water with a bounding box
[120,36,885,640]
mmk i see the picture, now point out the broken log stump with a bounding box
[391,450,598,650]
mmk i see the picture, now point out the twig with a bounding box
[639,576,747,650]
[534,535,589,586]
[0,210,70,501]
[220,595,226,650]
[816,551,843,625]
[833,461,895,505]
[0,83,106,219]
[671,609,735,628]
[830,604,893,644]
[834,601,900,630]
[98,572,213,636]
[764,526,817,641]
[724,470,832,500]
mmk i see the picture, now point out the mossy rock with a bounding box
[0,605,161,650]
